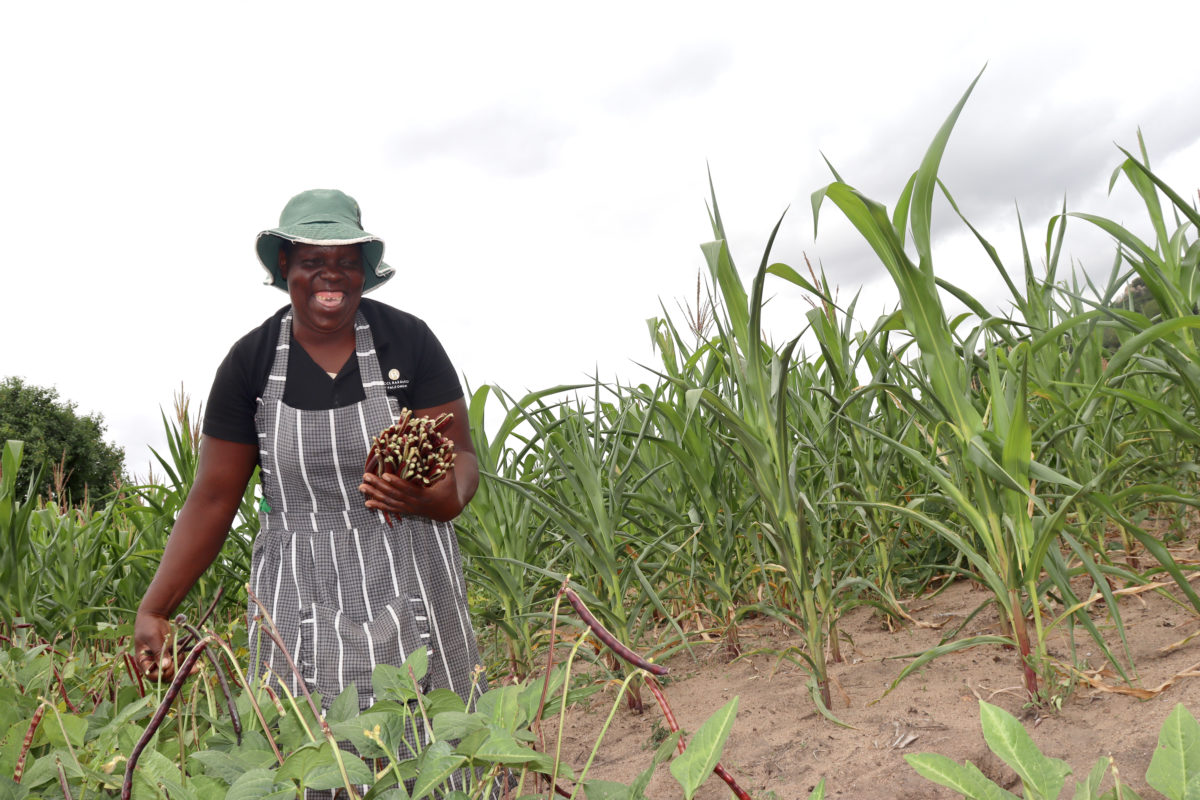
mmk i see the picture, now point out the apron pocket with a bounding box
[298,595,434,708]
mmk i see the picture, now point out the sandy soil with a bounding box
[547,560,1200,799]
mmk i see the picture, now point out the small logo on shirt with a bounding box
[385,367,410,391]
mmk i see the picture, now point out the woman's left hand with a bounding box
[358,397,479,522]
[360,467,463,521]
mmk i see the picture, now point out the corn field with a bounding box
[2,79,1200,798]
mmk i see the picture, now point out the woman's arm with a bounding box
[134,435,258,678]
[358,396,479,522]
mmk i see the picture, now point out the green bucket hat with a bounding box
[256,189,394,293]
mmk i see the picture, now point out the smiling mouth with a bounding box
[315,291,345,309]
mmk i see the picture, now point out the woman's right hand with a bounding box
[133,610,176,680]
[133,436,258,681]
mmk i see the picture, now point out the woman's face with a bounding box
[279,243,365,336]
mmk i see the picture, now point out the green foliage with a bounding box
[672,185,845,710]
[0,391,256,636]
[456,382,583,680]
[1145,704,1200,800]
[811,70,1200,701]
[908,700,1200,800]
[669,695,737,799]
[0,440,149,633]
[130,391,259,619]
[0,617,745,800]
[0,376,125,503]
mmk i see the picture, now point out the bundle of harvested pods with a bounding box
[364,407,457,487]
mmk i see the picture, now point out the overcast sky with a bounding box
[4,1,1200,477]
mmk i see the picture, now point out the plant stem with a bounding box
[567,673,635,800]
[246,585,359,800]
[645,677,752,800]
[534,586,567,757]
[551,631,591,795]
[204,630,283,764]
[180,619,241,744]
[42,698,84,775]
[121,637,210,800]
[1009,588,1038,698]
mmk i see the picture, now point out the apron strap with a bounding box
[265,311,386,402]
[262,312,293,402]
[353,312,389,401]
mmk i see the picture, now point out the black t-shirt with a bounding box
[203,298,463,446]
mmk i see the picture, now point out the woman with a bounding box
[134,189,486,721]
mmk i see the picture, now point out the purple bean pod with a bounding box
[121,638,211,800]
[56,757,73,800]
[178,618,242,745]
[562,588,668,676]
[13,704,45,783]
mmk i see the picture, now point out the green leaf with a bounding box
[905,752,1020,800]
[326,683,360,724]
[432,711,487,742]
[411,740,466,800]
[630,730,680,798]
[519,667,564,723]
[276,698,323,751]
[668,696,738,800]
[225,768,290,800]
[42,711,87,749]
[278,741,374,792]
[470,730,538,764]
[0,776,28,800]
[1073,757,1111,800]
[979,701,1070,800]
[765,262,823,295]
[453,727,491,759]
[0,704,19,745]
[910,68,984,267]
[188,747,278,784]
[91,696,154,740]
[702,240,749,355]
[476,684,523,731]
[372,663,419,703]
[423,688,467,718]
[139,748,184,786]
[14,754,54,790]
[236,687,278,729]
[369,789,412,800]
[0,720,29,778]
[403,645,429,684]
[582,779,631,800]
[301,745,373,792]
[808,778,827,800]
[332,711,398,759]
[654,730,683,764]
[1147,703,1200,800]
[188,775,227,800]
[277,742,330,785]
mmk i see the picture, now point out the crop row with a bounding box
[1,75,1199,797]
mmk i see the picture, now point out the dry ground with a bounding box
[548,556,1200,799]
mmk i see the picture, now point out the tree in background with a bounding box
[0,377,125,503]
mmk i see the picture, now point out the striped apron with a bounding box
[247,310,485,794]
